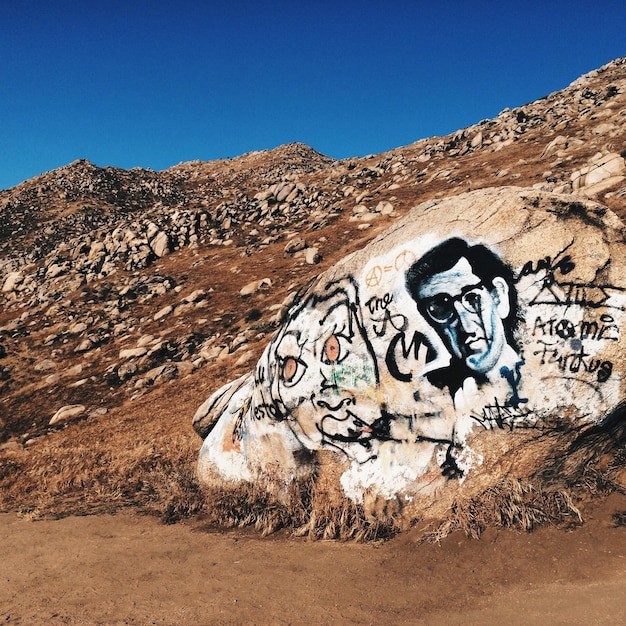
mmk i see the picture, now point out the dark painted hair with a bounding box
[405,238,520,348]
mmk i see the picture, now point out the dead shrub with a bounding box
[200,475,402,541]
[421,479,583,543]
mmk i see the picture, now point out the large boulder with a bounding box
[193,187,626,526]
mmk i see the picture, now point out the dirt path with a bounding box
[2,502,626,625]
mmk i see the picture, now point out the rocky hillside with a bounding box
[1,56,625,519]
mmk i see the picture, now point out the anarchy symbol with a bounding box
[365,265,383,288]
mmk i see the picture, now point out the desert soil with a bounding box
[2,493,626,625]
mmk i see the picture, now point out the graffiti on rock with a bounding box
[239,278,456,469]
[257,278,385,463]
[515,239,624,410]
[405,237,524,409]
[195,229,625,500]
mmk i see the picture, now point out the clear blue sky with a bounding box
[1,1,625,191]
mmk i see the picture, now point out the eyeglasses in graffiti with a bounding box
[422,282,485,324]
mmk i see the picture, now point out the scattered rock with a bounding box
[137,334,155,348]
[571,152,626,194]
[74,339,94,353]
[284,237,307,256]
[117,362,138,381]
[154,305,173,321]
[304,247,322,265]
[49,404,86,426]
[2,272,23,293]
[182,289,206,303]
[119,347,148,360]
[34,359,57,372]
[240,278,272,297]
[150,231,170,257]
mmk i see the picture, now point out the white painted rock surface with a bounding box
[193,187,626,518]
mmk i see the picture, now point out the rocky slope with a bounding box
[0,56,625,520]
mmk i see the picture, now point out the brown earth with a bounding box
[2,491,626,625]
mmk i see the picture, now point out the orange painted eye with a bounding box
[281,356,307,386]
[283,357,299,382]
[323,334,341,363]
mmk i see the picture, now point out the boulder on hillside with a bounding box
[192,187,626,530]
[150,231,170,257]
[2,271,23,293]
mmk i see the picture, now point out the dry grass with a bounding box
[200,472,403,542]
[571,448,626,498]
[3,402,625,543]
[0,395,402,540]
[1,442,205,524]
[418,421,626,543]
[0,403,206,524]
[420,479,584,543]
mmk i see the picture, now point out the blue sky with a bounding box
[1,1,625,191]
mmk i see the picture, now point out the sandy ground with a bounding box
[2,494,626,625]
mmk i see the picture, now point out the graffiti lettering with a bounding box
[517,243,575,281]
[500,360,528,409]
[529,280,624,309]
[365,293,393,315]
[472,399,539,431]
[370,309,408,337]
[253,402,285,421]
[532,314,620,342]
[385,330,436,382]
[364,292,409,337]
[518,243,624,310]
[533,340,613,383]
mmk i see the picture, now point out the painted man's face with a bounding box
[416,257,510,374]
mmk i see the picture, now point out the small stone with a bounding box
[154,305,173,321]
[119,347,148,360]
[49,404,86,426]
[305,247,322,265]
[234,350,255,366]
[284,237,307,255]
[176,361,195,377]
[137,334,155,348]
[199,345,223,362]
[470,131,483,148]
[2,272,23,293]
[34,359,57,372]
[240,278,272,297]
[74,339,93,353]
[68,322,88,335]
[46,263,67,279]
[183,289,206,303]
[376,201,394,215]
[117,362,138,381]
[150,231,170,257]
